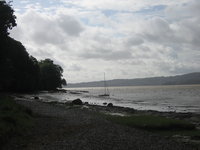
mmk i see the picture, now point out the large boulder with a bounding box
[34,96,39,100]
[84,102,89,105]
[103,102,107,105]
[72,98,83,105]
[107,103,113,107]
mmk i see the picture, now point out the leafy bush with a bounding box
[0,96,33,147]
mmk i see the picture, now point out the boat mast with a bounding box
[104,72,106,94]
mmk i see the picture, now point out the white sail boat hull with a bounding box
[99,73,110,97]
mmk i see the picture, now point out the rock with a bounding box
[84,102,89,105]
[107,103,113,107]
[82,105,89,109]
[17,95,24,98]
[103,102,107,105]
[70,91,81,94]
[191,135,200,140]
[72,98,83,105]
[34,96,39,100]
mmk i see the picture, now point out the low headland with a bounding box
[67,72,200,88]
[1,90,200,150]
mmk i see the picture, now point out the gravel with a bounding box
[3,99,199,150]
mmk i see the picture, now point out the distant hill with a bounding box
[67,72,200,88]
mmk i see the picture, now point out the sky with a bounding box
[8,0,200,83]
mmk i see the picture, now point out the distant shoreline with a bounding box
[65,83,200,89]
[67,72,200,88]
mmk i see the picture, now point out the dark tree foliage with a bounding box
[0,1,39,92]
[0,1,66,92]
[0,37,40,92]
[39,59,65,90]
[0,1,16,36]
[61,78,67,86]
[0,1,40,92]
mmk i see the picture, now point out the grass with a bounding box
[104,114,200,138]
[0,95,33,147]
[106,115,195,130]
[156,129,200,137]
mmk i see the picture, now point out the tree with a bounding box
[0,1,40,92]
[61,79,67,86]
[0,37,40,92]
[0,1,67,92]
[0,1,16,36]
[39,59,65,90]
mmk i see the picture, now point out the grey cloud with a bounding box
[80,48,132,60]
[140,11,200,52]
[178,19,200,49]
[141,18,174,44]
[93,35,112,44]
[68,64,83,71]
[119,59,146,65]
[155,60,200,75]
[12,10,84,47]
[165,1,200,20]
[16,14,52,45]
[126,36,144,46]
[32,27,64,45]
[58,14,84,36]
[30,48,52,58]
[141,1,200,51]
[10,0,200,82]
[170,66,200,75]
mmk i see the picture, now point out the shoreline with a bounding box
[2,94,199,149]
[64,87,200,114]
[17,88,200,114]
[14,93,200,130]
[13,86,200,115]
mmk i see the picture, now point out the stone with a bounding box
[107,103,113,107]
[34,96,39,100]
[72,98,83,105]
[103,102,107,105]
[84,102,89,105]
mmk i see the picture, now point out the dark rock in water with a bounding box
[70,91,81,94]
[107,103,113,107]
[34,96,39,100]
[84,102,89,105]
[103,102,107,105]
[17,95,24,98]
[48,101,58,105]
[72,98,83,105]
[58,89,67,93]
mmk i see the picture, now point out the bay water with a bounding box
[37,84,200,113]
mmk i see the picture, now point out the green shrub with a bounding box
[0,95,33,147]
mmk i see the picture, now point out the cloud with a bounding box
[79,48,133,60]
[58,14,84,36]
[10,0,200,82]
[68,64,83,71]
[67,0,191,11]
[11,9,84,47]
[126,36,144,46]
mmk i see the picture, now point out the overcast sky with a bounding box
[9,0,200,83]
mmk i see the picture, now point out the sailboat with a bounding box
[99,73,110,97]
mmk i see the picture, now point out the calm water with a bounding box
[38,85,200,113]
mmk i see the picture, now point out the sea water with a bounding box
[37,85,200,113]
